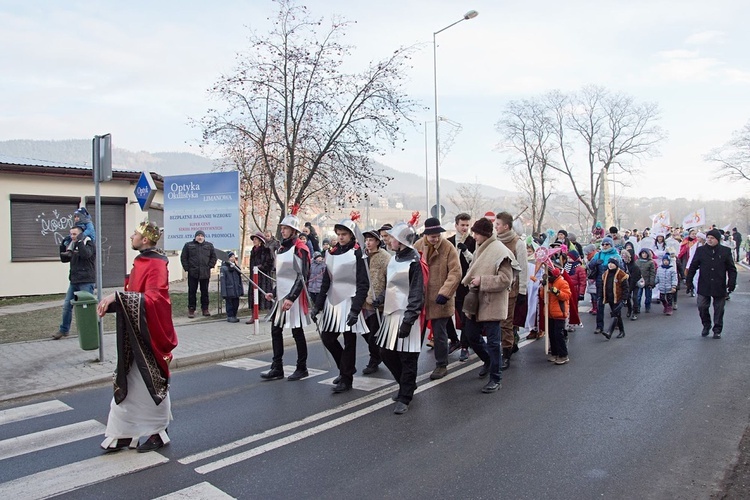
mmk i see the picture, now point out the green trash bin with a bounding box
[73,291,100,351]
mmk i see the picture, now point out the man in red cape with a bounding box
[97,220,178,453]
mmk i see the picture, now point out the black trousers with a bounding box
[188,275,210,310]
[380,348,419,404]
[321,330,357,385]
[697,294,727,334]
[271,326,307,368]
[364,313,382,367]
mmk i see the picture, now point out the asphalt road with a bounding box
[1,285,749,499]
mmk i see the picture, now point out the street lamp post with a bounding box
[433,9,478,222]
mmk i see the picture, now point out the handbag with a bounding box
[636,277,645,288]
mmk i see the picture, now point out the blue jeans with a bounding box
[636,287,652,311]
[462,317,502,383]
[60,282,95,334]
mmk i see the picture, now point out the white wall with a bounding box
[0,171,183,297]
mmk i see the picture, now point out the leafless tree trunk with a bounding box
[497,98,556,235]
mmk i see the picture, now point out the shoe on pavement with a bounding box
[362,364,379,375]
[701,328,710,337]
[52,331,69,340]
[202,309,211,317]
[260,368,284,380]
[430,366,448,380]
[188,309,195,319]
[393,402,409,415]
[227,317,239,323]
[287,368,309,381]
[645,308,651,313]
[332,369,356,385]
[554,356,570,365]
[547,354,557,362]
[616,330,625,339]
[713,332,722,339]
[245,318,255,324]
[481,381,501,393]
[602,330,612,340]
[478,362,490,378]
[526,330,539,339]
[137,434,166,453]
[630,315,638,321]
[459,348,469,362]
[332,381,352,393]
[594,328,603,335]
[101,438,132,453]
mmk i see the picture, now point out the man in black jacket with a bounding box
[732,227,743,263]
[180,230,217,317]
[446,212,475,361]
[686,229,737,339]
[54,225,96,339]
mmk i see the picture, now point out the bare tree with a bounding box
[546,86,666,231]
[706,120,750,183]
[447,181,494,220]
[198,0,416,221]
[497,98,556,235]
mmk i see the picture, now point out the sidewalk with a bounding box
[0,315,314,404]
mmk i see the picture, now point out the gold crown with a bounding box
[136,220,161,243]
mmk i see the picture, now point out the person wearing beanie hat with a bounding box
[600,256,629,339]
[564,249,587,326]
[471,217,494,238]
[587,237,622,334]
[655,251,678,316]
[414,217,462,380]
[180,229,217,318]
[53,224,97,340]
[73,206,97,242]
[539,262,572,361]
[635,248,657,314]
[220,251,244,323]
[620,249,642,321]
[686,227,737,338]
[555,229,570,249]
[460,219,521,392]
[568,233,584,257]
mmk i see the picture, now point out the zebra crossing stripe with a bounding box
[0,420,105,461]
[153,481,235,499]
[0,450,168,499]
[0,401,72,426]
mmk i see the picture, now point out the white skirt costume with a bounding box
[376,255,422,353]
[101,364,171,449]
[318,250,367,334]
[267,246,311,329]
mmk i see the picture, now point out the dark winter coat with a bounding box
[686,243,738,297]
[447,233,476,307]
[60,235,96,284]
[623,258,642,293]
[220,261,244,298]
[250,245,273,275]
[308,259,327,294]
[180,240,217,280]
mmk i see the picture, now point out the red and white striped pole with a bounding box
[252,266,259,335]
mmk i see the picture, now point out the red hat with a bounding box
[549,267,561,278]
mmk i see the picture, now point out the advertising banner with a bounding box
[163,171,240,251]
[682,208,706,229]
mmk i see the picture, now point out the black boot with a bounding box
[287,365,308,381]
[501,347,511,370]
[261,362,284,380]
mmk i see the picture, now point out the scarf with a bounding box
[497,229,519,251]
[462,236,520,286]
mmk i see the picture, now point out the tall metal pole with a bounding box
[424,120,430,215]
[93,136,104,362]
[432,10,478,223]
[433,32,441,221]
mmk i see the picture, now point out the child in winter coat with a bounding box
[601,257,629,339]
[564,250,587,330]
[621,250,642,320]
[655,254,678,315]
[307,251,327,305]
[635,248,657,313]
[73,207,96,242]
[220,252,244,323]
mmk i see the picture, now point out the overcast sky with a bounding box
[2,0,749,202]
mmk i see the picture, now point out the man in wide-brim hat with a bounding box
[414,217,462,380]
